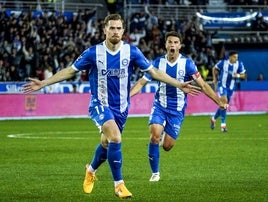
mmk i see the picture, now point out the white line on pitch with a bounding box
[6,133,268,140]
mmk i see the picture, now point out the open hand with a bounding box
[179,81,201,96]
[22,78,43,94]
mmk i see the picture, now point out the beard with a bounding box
[109,36,121,44]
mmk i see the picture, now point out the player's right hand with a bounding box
[22,78,43,94]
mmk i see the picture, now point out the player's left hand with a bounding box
[179,81,201,96]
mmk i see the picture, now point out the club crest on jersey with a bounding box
[178,70,185,77]
[122,59,129,66]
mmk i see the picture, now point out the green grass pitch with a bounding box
[0,114,267,202]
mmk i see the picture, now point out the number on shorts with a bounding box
[95,105,104,114]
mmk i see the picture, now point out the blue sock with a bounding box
[214,108,221,120]
[220,109,227,125]
[148,142,160,173]
[107,142,122,181]
[91,144,107,170]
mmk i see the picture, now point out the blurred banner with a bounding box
[196,11,268,29]
[1,81,268,94]
[0,91,267,119]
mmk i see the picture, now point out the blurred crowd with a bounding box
[0,7,100,82]
[7,0,268,84]
[127,5,221,82]
[0,3,223,83]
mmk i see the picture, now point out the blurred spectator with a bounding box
[106,0,117,14]
[257,73,264,81]
[129,12,142,32]
[22,44,35,79]
[129,28,146,46]
[138,38,151,53]
[2,40,12,55]
[90,31,102,45]
[12,34,22,52]
[6,65,20,81]
[206,46,217,79]
[144,5,158,30]
[9,48,23,78]
[44,65,61,93]
[0,58,6,81]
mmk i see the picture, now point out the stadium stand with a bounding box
[0,0,267,84]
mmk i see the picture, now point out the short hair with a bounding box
[228,50,238,56]
[165,31,183,43]
[104,14,125,28]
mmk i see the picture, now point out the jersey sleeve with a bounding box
[238,61,246,74]
[215,59,224,70]
[73,48,93,71]
[186,59,200,80]
[132,46,153,72]
[143,72,152,81]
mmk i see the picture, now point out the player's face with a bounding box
[165,36,182,56]
[229,54,238,64]
[104,20,125,45]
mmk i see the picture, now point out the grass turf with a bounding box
[0,114,267,201]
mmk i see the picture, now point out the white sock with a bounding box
[114,180,124,187]
[87,164,96,173]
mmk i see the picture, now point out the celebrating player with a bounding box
[211,50,246,132]
[22,14,200,199]
[130,31,228,182]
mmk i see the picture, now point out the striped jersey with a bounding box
[144,54,198,112]
[215,58,246,90]
[73,41,152,113]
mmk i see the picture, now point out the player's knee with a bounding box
[101,141,108,149]
[150,134,160,144]
[163,144,173,151]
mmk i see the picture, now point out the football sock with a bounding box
[90,144,107,171]
[87,164,95,173]
[220,109,227,125]
[107,142,122,181]
[148,142,160,173]
[214,108,221,120]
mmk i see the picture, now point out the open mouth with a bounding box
[170,49,175,53]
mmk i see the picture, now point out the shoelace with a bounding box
[86,173,97,182]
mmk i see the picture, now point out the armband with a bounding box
[192,72,200,80]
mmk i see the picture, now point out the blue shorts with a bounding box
[149,103,185,140]
[218,86,234,103]
[89,105,128,133]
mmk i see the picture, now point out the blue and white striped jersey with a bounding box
[73,41,152,113]
[144,54,198,112]
[215,58,246,90]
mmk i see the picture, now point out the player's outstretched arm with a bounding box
[147,67,201,95]
[22,66,77,94]
[130,77,148,97]
[195,76,228,110]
